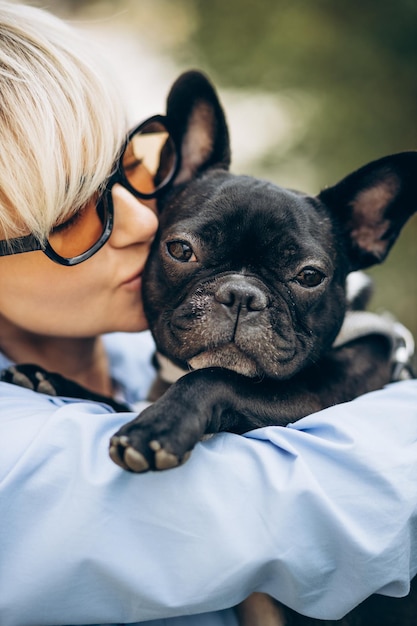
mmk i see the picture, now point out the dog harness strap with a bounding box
[333,311,415,382]
[333,311,399,348]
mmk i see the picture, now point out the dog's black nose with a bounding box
[215,275,269,312]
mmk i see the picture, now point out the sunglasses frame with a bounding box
[0,115,179,266]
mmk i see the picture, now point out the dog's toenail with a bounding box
[113,435,130,448]
[109,444,129,470]
[155,448,179,470]
[124,447,149,472]
[11,370,34,390]
[37,380,57,396]
[149,440,161,452]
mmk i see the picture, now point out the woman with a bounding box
[0,3,416,626]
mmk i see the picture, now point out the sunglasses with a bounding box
[0,115,178,266]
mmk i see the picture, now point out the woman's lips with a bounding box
[121,270,143,291]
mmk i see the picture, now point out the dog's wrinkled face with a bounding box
[144,172,347,379]
[142,71,417,381]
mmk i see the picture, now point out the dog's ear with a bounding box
[165,70,231,184]
[318,151,417,270]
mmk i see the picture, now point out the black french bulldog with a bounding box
[108,71,417,626]
[2,71,415,624]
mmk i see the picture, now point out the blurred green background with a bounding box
[39,0,417,362]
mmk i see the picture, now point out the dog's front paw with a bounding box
[109,433,191,473]
[109,400,204,473]
[0,364,59,396]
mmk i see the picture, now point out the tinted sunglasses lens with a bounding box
[48,193,109,258]
[122,119,177,196]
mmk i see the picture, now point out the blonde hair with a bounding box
[0,2,127,242]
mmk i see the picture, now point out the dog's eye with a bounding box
[166,240,197,263]
[295,267,325,288]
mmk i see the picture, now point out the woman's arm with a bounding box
[0,380,416,625]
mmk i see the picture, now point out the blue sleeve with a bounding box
[0,380,416,626]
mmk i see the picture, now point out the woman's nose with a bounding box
[109,184,158,248]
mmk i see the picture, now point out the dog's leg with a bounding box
[236,593,287,626]
[109,335,395,472]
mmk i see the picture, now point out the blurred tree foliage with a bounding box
[179,0,417,183]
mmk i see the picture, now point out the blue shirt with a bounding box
[0,331,416,626]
